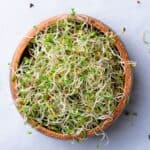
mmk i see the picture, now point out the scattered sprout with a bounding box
[27,131,32,135]
[124,110,137,122]
[122,27,126,34]
[29,3,34,8]
[130,61,136,67]
[143,30,150,45]
[137,1,141,4]
[96,143,101,150]
[14,13,126,138]
[148,134,150,140]
[124,111,137,117]
[33,25,38,30]
[142,30,150,54]
[71,8,76,16]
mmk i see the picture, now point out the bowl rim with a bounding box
[10,14,132,140]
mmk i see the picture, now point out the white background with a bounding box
[0,0,150,150]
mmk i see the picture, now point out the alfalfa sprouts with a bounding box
[14,13,126,139]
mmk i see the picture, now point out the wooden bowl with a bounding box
[10,14,132,140]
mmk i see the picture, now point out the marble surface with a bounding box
[0,0,150,150]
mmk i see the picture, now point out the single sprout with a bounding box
[122,27,126,33]
[33,25,38,30]
[126,61,136,68]
[15,13,127,139]
[143,30,150,45]
[96,143,101,150]
[27,131,32,135]
[29,3,34,8]
[124,111,137,116]
[137,1,141,4]
[71,8,76,16]
[131,62,136,67]
[124,110,137,123]
[148,134,150,140]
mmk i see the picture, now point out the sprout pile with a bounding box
[15,14,125,138]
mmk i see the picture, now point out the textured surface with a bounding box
[0,0,150,150]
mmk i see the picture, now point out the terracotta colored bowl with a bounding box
[10,14,132,140]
